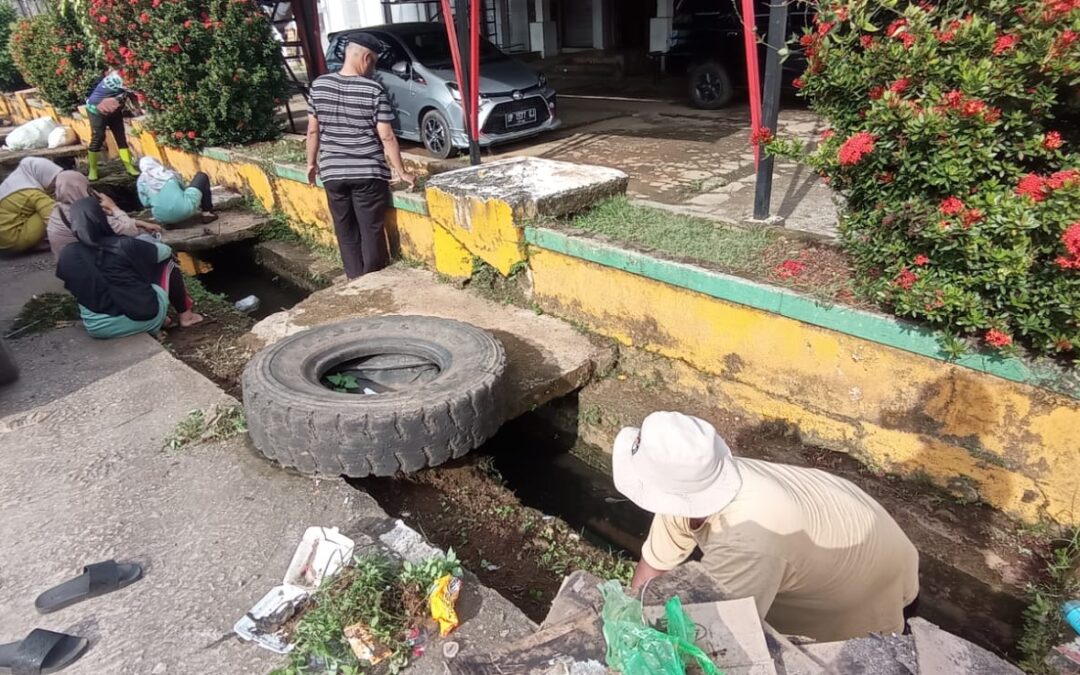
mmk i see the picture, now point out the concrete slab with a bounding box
[255,239,341,293]
[426,156,628,219]
[0,338,534,673]
[250,266,614,419]
[910,618,1022,674]
[0,250,66,328]
[161,211,267,253]
[796,636,918,674]
[0,144,85,168]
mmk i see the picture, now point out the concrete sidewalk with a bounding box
[0,253,534,672]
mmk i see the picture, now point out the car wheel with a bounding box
[689,61,734,109]
[421,109,453,159]
[242,316,508,477]
[0,338,17,386]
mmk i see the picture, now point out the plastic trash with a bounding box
[598,580,720,675]
[46,126,76,149]
[430,574,462,637]
[234,295,260,313]
[1064,600,1080,634]
[5,117,57,150]
[281,526,355,591]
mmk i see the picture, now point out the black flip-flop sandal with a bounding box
[34,560,143,614]
[0,629,88,674]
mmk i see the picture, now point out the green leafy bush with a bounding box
[0,0,24,91]
[770,0,1080,357]
[88,0,287,148]
[9,6,103,111]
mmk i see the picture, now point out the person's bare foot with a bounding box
[179,310,204,328]
[163,316,175,328]
[200,212,218,224]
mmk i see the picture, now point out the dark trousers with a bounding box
[157,258,192,314]
[323,178,390,279]
[189,172,213,212]
[88,111,127,152]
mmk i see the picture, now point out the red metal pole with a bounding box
[469,0,480,142]
[439,0,467,107]
[739,0,763,166]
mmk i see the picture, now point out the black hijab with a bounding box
[56,197,163,321]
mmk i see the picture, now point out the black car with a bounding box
[663,0,815,109]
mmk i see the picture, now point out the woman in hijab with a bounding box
[136,157,217,226]
[46,170,160,260]
[56,197,203,339]
[0,157,62,252]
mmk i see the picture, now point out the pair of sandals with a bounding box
[0,560,142,675]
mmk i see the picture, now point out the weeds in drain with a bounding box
[580,405,603,427]
[1019,529,1080,674]
[326,373,361,393]
[467,259,529,306]
[184,275,245,319]
[164,404,247,450]
[7,293,79,338]
[275,551,460,675]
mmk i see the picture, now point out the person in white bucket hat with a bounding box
[614,411,919,642]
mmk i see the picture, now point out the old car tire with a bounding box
[241,316,508,477]
[689,61,734,109]
[421,109,454,159]
[0,338,17,385]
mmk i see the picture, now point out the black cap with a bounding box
[346,32,384,54]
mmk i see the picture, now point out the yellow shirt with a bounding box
[641,457,919,642]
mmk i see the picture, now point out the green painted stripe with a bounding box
[392,191,429,216]
[525,226,1079,400]
[201,147,233,162]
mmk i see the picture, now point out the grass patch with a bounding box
[183,274,242,318]
[564,196,778,277]
[257,211,343,268]
[7,293,79,338]
[1019,529,1080,673]
[164,404,248,450]
[275,552,462,675]
[238,138,307,167]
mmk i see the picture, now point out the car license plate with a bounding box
[505,108,537,128]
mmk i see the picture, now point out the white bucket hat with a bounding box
[612,411,742,518]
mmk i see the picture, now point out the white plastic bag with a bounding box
[5,117,57,150]
[46,126,76,149]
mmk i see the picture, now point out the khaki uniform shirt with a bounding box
[641,458,919,642]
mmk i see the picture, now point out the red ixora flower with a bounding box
[775,259,807,278]
[1056,222,1080,270]
[838,131,876,166]
[174,131,184,139]
[886,18,908,38]
[985,329,1012,348]
[750,126,774,145]
[993,33,1019,55]
[868,85,884,100]
[1016,173,1048,201]
[939,196,964,215]
[962,208,984,228]
[1047,169,1079,189]
[890,78,911,94]
[792,77,804,89]
[913,254,930,266]
[899,33,917,49]
[820,128,835,141]
[859,34,875,49]
[893,268,918,290]
[1044,131,1063,150]
[187,131,197,140]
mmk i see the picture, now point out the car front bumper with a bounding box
[448,92,560,149]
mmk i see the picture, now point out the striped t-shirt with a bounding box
[308,73,395,183]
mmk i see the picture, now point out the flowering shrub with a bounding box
[770,0,1080,357]
[88,0,287,148]
[0,0,25,91]
[9,6,103,111]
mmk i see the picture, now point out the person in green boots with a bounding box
[85,70,140,181]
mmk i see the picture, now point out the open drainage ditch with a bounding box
[168,238,1045,664]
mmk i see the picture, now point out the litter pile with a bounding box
[449,562,1024,675]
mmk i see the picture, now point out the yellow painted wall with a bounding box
[529,247,1080,526]
[426,186,524,275]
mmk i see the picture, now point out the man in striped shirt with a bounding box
[307,33,414,279]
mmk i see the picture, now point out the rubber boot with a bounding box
[118,148,139,177]
[87,151,100,182]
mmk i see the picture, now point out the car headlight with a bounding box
[446,82,462,101]
[538,73,547,89]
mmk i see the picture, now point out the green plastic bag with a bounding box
[598,580,721,675]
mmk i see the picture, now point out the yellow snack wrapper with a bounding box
[429,574,463,637]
